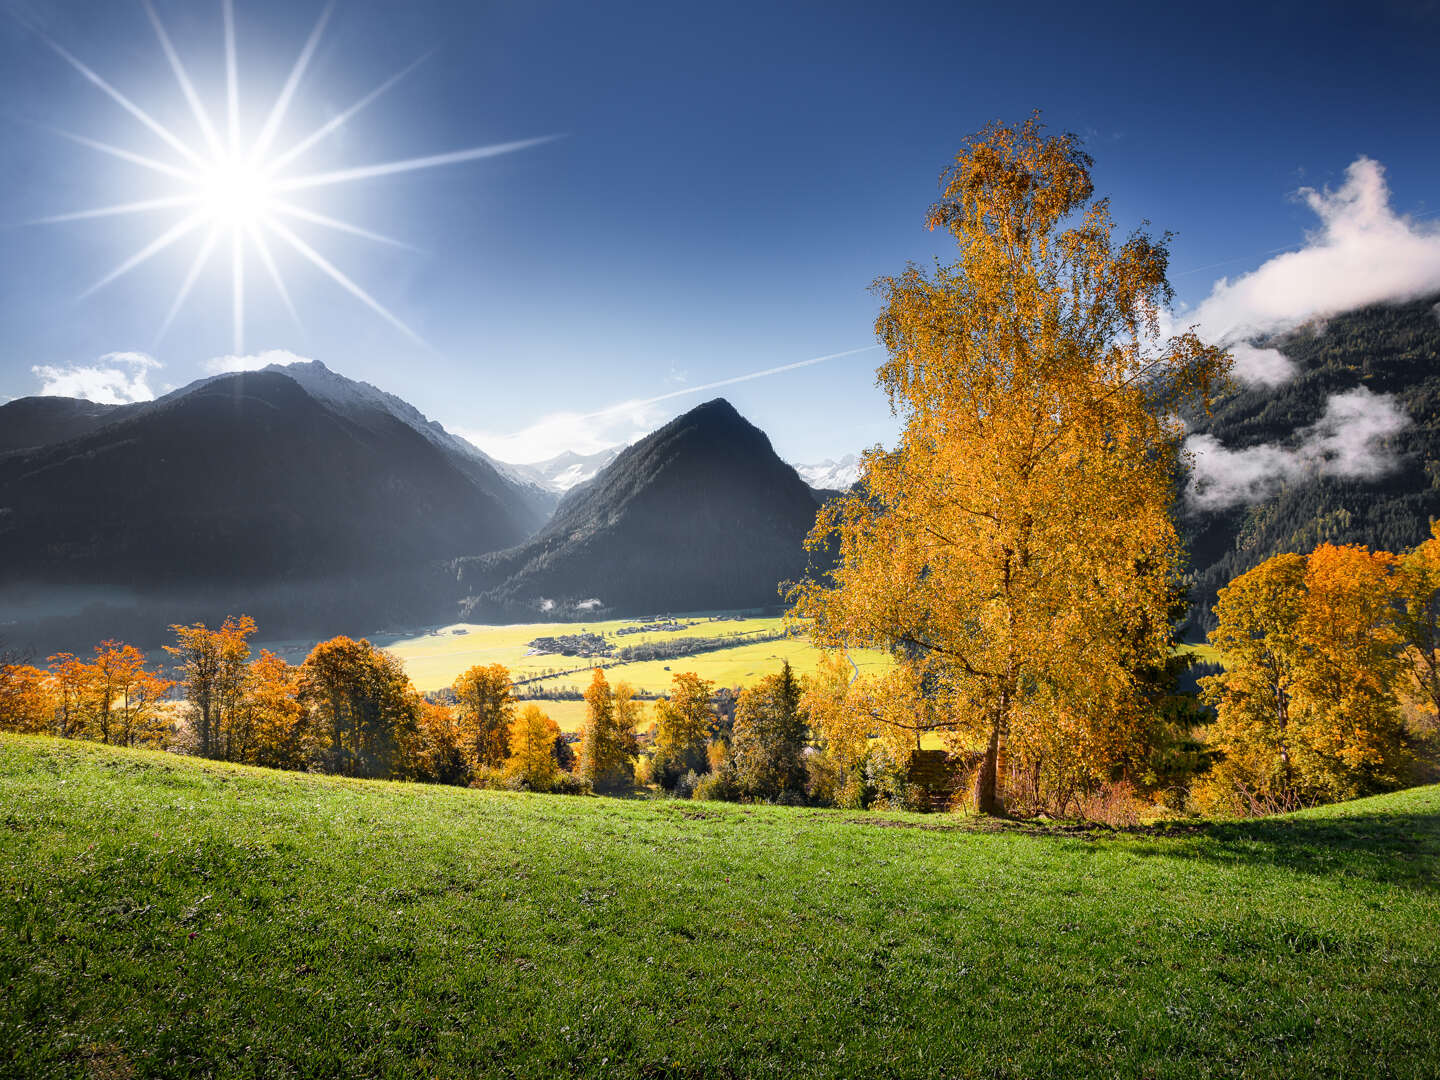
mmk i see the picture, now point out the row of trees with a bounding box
[0,615,933,810]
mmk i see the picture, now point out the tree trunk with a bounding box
[974,717,1002,814]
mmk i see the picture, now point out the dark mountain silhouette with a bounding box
[1182,293,1440,633]
[0,396,140,455]
[455,398,826,618]
[0,366,548,649]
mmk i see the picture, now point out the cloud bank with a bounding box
[1186,387,1410,510]
[1185,157,1440,352]
[1179,156,1435,508]
[32,352,159,403]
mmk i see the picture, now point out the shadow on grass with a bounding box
[1144,810,1440,891]
[848,806,1440,890]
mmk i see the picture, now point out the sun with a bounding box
[30,0,557,353]
[199,157,274,228]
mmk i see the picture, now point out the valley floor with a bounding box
[2,734,1439,1078]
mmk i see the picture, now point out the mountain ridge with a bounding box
[455,397,825,619]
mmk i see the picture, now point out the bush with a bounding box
[469,765,524,792]
[549,772,593,796]
[693,766,740,802]
[673,770,701,799]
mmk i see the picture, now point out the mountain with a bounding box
[0,365,551,649]
[454,398,826,618]
[793,454,861,492]
[1181,294,1440,633]
[0,396,140,455]
[255,360,558,522]
[497,447,623,494]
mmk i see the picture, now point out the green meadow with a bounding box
[3,733,1440,1078]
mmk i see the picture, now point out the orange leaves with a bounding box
[452,662,515,769]
[1204,543,1411,804]
[0,663,56,734]
[792,116,1230,811]
[507,704,561,791]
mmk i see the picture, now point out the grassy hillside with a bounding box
[3,735,1439,1078]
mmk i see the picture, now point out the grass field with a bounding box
[3,734,1440,1078]
[365,616,890,730]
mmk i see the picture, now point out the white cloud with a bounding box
[32,351,159,403]
[459,401,664,464]
[1185,387,1410,510]
[203,349,310,375]
[1228,343,1298,388]
[1183,157,1440,355]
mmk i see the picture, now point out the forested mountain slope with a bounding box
[1183,294,1440,631]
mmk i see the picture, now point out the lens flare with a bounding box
[31,1,559,352]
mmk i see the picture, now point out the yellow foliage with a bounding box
[507,704,561,790]
[1203,544,1410,806]
[452,663,515,769]
[789,115,1229,812]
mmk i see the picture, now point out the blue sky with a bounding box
[1,0,1437,463]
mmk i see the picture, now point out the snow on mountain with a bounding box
[500,447,623,493]
[793,454,860,491]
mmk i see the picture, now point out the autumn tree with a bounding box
[0,664,55,734]
[47,653,94,739]
[453,663,516,769]
[298,636,419,778]
[800,653,871,805]
[650,671,716,789]
[507,704,562,790]
[578,668,636,791]
[1395,522,1440,731]
[404,699,470,785]
[165,616,256,758]
[1203,544,1410,809]
[731,661,807,800]
[238,651,311,770]
[86,641,171,747]
[789,116,1228,813]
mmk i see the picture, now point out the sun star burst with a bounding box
[31,0,556,353]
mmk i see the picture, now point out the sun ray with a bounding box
[157,226,223,342]
[276,135,562,192]
[223,0,241,156]
[271,201,419,250]
[232,223,246,353]
[266,216,425,344]
[32,2,554,348]
[40,34,206,170]
[50,128,198,183]
[141,0,226,160]
[80,210,210,299]
[248,223,302,329]
[32,195,201,226]
[250,1,335,164]
[262,54,431,176]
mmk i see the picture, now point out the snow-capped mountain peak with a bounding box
[793,454,860,491]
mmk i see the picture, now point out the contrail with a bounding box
[576,345,881,421]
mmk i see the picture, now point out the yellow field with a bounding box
[379,616,891,731]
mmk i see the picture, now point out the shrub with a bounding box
[693,766,740,802]
[673,770,701,800]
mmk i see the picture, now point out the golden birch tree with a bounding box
[790,116,1228,813]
